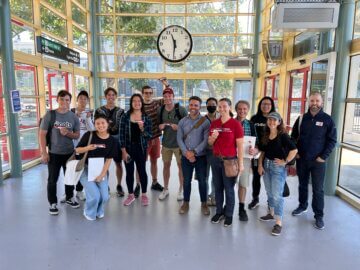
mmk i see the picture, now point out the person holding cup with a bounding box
[119,94,152,206]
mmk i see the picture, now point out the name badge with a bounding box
[315,121,323,126]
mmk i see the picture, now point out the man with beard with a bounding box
[291,92,337,230]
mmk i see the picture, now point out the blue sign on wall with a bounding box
[11,90,22,113]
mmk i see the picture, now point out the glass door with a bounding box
[264,75,279,110]
[45,68,70,110]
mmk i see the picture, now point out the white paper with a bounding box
[88,158,104,182]
[243,136,256,159]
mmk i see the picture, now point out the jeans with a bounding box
[263,158,287,219]
[211,156,236,217]
[80,167,109,220]
[182,155,207,203]
[125,143,148,194]
[47,153,74,204]
[296,158,326,218]
[251,159,261,200]
[206,149,216,198]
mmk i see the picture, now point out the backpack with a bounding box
[159,103,183,124]
[39,110,56,150]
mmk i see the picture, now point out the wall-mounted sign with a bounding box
[36,36,80,64]
[10,90,22,113]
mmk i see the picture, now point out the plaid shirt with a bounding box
[119,111,152,153]
[237,117,258,144]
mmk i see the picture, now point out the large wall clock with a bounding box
[157,25,193,63]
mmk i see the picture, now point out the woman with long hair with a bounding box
[258,112,297,236]
[208,98,244,227]
[120,94,152,206]
[76,115,116,221]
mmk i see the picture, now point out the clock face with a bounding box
[157,25,193,63]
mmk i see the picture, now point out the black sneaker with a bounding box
[292,206,308,216]
[134,184,140,198]
[49,204,59,215]
[66,198,80,209]
[224,216,233,227]
[211,213,224,224]
[151,182,164,191]
[239,209,249,222]
[271,224,282,236]
[259,213,274,221]
[314,218,325,230]
[248,199,259,210]
[116,185,125,197]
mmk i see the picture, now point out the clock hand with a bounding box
[171,34,177,59]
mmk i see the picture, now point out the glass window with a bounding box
[15,65,37,96]
[238,0,254,13]
[19,98,39,127]
[116,16,163,33]
[165,62,185,73]
[74,49,88,69]
[187,16,235,34]
[73,26,87,50]
[291,72,305,98]
[77,0,86,8]
[100,78,115,90]
[338,148,360,197]
[166,5,185,13]
[12,24,35,55]
[353,1,360,39]
[165,17,185,27]
[117,56,163,73]
[43,0,66,14]
[238,16,254,34]
[20,128,40,164]
[0,135,11,172]
[98,16,114,33]
[237,35,254,54]
[347,55,360,98]
[10,0,33,23]
[115,1,163,13]
[72,3,87,29]
[116,36,157,54]
[186,56,237,73]
[192,36,235,54]
[99,35,114,53]
[41,5,67,40]
[186,79,233,102]
[343,103,360,147]
[234,80,252,105]
[100,55,115,72]
[75,75,90,97]
[118,78,163,98]
[187,1,236,13]
[97,0,114,13]
[289,101,302,127]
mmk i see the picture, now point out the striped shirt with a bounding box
[143,100,161,139]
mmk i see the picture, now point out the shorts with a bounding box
[237,158,252,188]
[111,135,122,163]
[147,137,161,160]
[161,146,181,163]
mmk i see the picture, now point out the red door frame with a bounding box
[287,67,309,128]
[264,74,279,100]
[47,72,69,110]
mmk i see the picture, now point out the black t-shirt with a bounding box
[250,114,267,150]
[130,121,141,143]
[263,133,297,160]
[76,131,116,163]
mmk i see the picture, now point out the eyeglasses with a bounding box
[143,92,153,95]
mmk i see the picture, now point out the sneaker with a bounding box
[141,194,149,206]
[211,213,225,224]
[292,206,308,216]
[76,191,86,201]
[134,184,140,198]
[66,198,80,209]
[49,204,59,215]
[239,209,249,222]
[271,224,282,236]
[97,214,104,219]
[124,194,135,206]
[177,190,184,201]
[224,216,233,227]
[158,189,169,200]
[179,202,189,214]
[248,199,259,210]
[314,217,325,230]
[116,185,125,197]
[201,202,210,216]
[259,213,274,221]
[83,211,96,221]
[151,182,164,191]
[60,194,66,203]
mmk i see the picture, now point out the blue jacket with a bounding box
[119,111,152,153]
[291,109,337,161]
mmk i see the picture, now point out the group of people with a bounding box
[39,85,337,236]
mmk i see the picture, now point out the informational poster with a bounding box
[10,90,22,113]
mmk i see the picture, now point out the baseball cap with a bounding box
[266,112,282,122]
[163,87,174,96]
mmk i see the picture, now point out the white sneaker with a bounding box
[76,191,86,201]
[158,189,169,201]
[60,194,66,203]
[177,190,184,201]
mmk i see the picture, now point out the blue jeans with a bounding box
[210,156,236,217]
[205,149,216,198]
[296,158,326,218]
[80,167,110,220]
[263,158,287,219]
[182,155,207,202]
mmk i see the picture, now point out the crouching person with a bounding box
[75,115,116,220]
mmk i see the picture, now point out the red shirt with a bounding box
[210,118,244,157]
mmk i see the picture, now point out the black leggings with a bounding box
[251,159,261,200]
[124,143,148,194]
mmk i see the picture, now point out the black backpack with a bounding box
[39,110,56,150]
[159,103,183,124]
